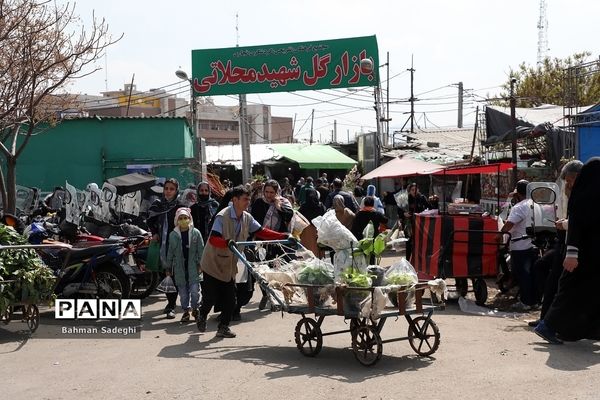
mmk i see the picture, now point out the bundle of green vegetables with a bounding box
[0,224,56,313]
[297,262,334,285]
[340,267,374,312]
[385,272,417,286]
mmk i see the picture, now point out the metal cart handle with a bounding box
[227,238,301,311]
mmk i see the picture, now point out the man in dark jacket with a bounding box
[324,178,359,212]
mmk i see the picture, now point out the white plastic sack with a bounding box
[235,259,249,283]
[394,190,408,209]
[314,210,358,251]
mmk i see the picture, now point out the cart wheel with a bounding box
[473,278,488,306]
[1,307,12,325]
[294,317,322,357]
[408,316,440,356]
[351,325,383,366]
[349,317,368,334]
[455,278,469,297]
[25,304,40,333]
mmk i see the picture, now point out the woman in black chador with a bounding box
[535,157,600,343]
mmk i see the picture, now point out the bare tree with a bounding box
[0,0,121,214]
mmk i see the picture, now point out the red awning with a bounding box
[433,163,515,176]
[361,157,444,180]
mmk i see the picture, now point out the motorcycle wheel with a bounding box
[130,271,159,299]
[95,264,131,299]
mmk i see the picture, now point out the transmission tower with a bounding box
[537,0,548,65]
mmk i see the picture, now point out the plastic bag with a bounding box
[296,258,334,285]
[394,190,408,209]
[362,221,375,239]
[384,258,418,286]
[333,248,352,283]
[235,260,249,283]
[315,210,358,250]
[156,276,177,293]
[289,211,310,237]
[145,240,161,271]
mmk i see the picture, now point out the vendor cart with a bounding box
[0,243,70,334]
[411,213,507,305]
[0,279,40,333]
[409,163,514,305]
[228,239,443,367]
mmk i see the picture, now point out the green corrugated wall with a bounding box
[13,117,196,191]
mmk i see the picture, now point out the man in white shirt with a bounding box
[501,180,539,310]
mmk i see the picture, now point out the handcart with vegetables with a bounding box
[229,233,445,367]
[0,225,59,334]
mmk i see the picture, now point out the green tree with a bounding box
[0,0,121,214]
[498,52,600,108]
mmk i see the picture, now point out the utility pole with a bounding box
[309,109,314,145]
[386,51,390,142]
[125,73,135,117]
[510,78,518,185]
[457,81,464,128]
[347,129,350,143]
[236,13,251,184]
[333,119,337,143]
[469,106,479,162]
[409,56,415,134]
[239,94,252,183]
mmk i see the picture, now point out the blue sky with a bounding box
[69,0,599,142]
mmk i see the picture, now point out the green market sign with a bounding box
[191,35,379,96]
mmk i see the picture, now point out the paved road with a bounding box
[2,259,599,399]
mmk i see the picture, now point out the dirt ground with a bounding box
[2,253,599,400]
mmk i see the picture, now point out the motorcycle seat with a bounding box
[58,244,118,263]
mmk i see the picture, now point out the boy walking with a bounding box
[166,208,205,322]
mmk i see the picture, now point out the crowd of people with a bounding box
[498,158,600,344]
[136,158,600,344]
[146,173,429,339]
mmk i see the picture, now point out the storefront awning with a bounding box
[361,157,443,180]
[270,144,357,169]
[433,163,515,176]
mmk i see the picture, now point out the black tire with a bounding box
[455,278,469,297]
[95,264,131,299]
[130,271,159,299]
[351,325,383,366]
[473,278,488,306]
[2,306,12,325]
[25,304,40,333]
[408,316,440,356]
[294,317,323,357]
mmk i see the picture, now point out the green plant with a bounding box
[0,224,56,313]
[340,267,373,288]
[353,232,387,264]
[385,272,417,286]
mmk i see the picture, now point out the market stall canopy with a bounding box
[106,173,157,195]
[361,157,443,180]
[433,163,516,176]
[269,144,357,169]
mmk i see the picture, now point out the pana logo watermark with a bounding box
[55,299,142,320]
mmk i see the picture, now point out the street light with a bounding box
[175,69,203,182]
[360,58,383,169]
